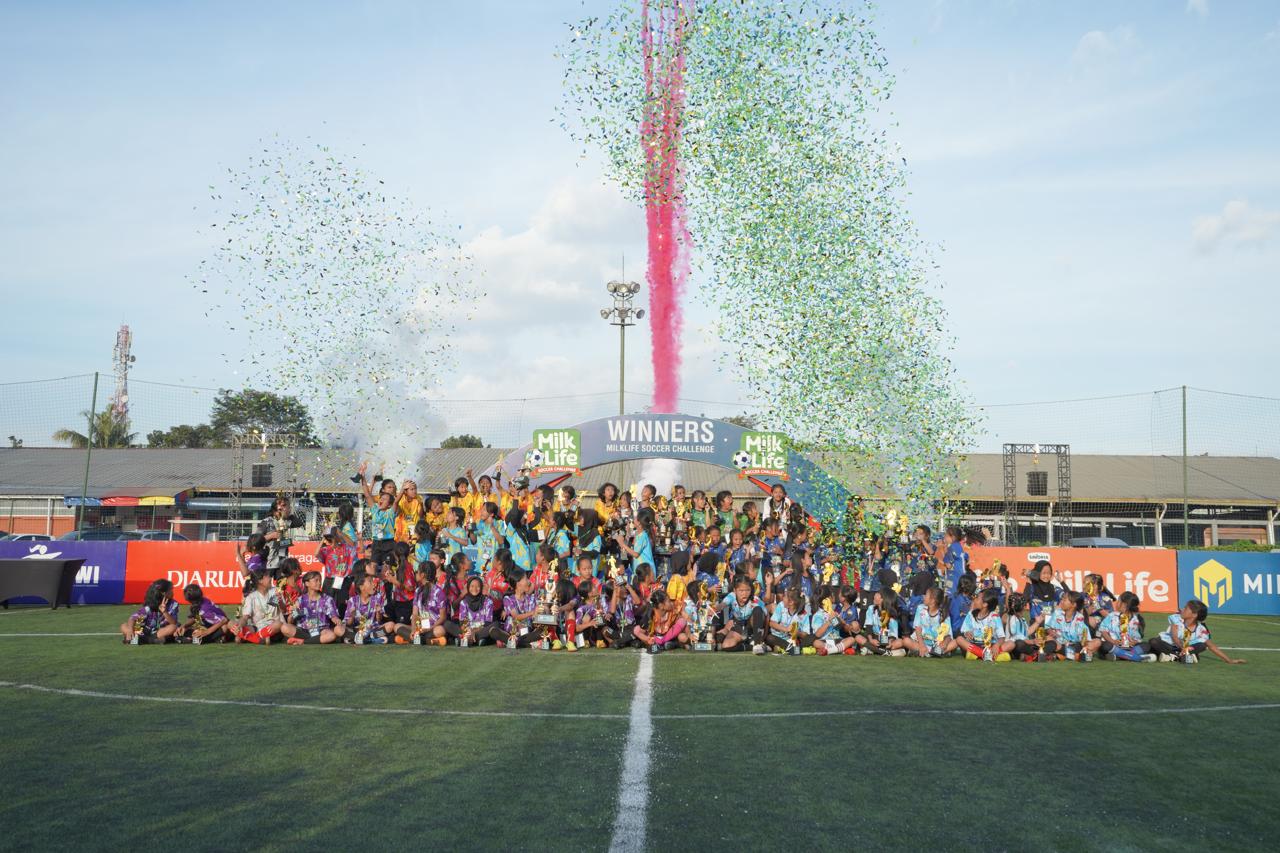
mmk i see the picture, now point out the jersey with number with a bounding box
[960,611,1005,644]
[914,605,950,645]
[1048,610,1091,645]
[1005,614,1029,642]
[1159,613,1210,649]
[1098,611,1143,645]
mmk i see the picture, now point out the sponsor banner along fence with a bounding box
[1178,551,1280,616]
[124,541,321,605]
[0,541,127,605]
[970,546,1179,612]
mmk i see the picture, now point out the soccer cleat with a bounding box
[243,631,261,645]
[1141,653,1157,662]
[965,651,979,661]
[801,646,816,655]
[431,637,448,646]
[752,643,767,655]
[394,635,409,645]
[889,648,907,658]
[843,647,858,656]
[286,637,304,646]
[1104,652,1117,661]
[994,652,1011,662]
[551,639,564,651]
[564,642,577,652]
[596,640,608,649]
[1158,653,1174,663]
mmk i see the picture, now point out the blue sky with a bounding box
[2,0,1278,431]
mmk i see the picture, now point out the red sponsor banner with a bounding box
[124,541,322,605]
[969,546,1178,611]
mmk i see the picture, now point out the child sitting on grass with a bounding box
[120,579,178,645]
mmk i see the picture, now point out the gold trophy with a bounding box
[933,619,950,655]
[1119,613,1132,649]
[787,619,800,654]
[412,609,431,645]
[692,586,714,651]
[190,615,203,645]
[459,619,472,648]
[130,613,145,645]
[982,625,993,660]
[878,610,890,646]
[355,613,370,645]
[533,561,560,627]
[608,555,625,585]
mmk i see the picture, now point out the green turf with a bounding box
[1,606,1278,852]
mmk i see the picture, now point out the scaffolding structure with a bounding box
[229,431,300,521]
[1002,443,1072,545]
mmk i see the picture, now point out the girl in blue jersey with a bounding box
[809,587,843,655]
[856,589,906,656]
[1143,599,1213,663]
[903,586,950,658]
[575,509,604,575]
[998,593,1037,661]
[766,588,811,655]
[1097,591,1145,661]
[549,512,574,562]
[1045,590,1099,661]
[949,574,976,639]
[437,507,471,560]
[614,509,657,579]
[1081,572,1116,633]
[1024,561,1062,623]
[939,526,968,594]
[949,588,1007,662]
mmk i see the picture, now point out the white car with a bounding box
[0,533,53,542]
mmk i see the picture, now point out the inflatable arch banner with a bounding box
[481,413,851,516]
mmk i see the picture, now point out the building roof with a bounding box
[0,448,1276,506]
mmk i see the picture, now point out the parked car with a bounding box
[135,531,189,541]
[59,528,132,541]
[1068,536,1130,548]
[0,533,53,542]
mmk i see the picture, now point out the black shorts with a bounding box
[370,539,396,566]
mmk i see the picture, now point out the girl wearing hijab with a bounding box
[450,575,499,646]
[1024,560,1064,622]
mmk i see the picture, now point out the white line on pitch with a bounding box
[608,652,654,853]
[2,679,1278,721]
[0,632,117,637]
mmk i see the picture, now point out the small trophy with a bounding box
[507,622,518,649]
[1119,614,1132,649]
[130,613,144,645]
[459,620,471,648]
[878,611,890,647]
[355,614,370,645]
[982,626,993,660]
[191,619,202,645]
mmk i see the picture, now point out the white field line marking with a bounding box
[1210,615,1280,628]
[2,679,1278,721]
[608,652,654,853]
[0,632,117,637]
[1219,647,1280,651]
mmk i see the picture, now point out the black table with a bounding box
[0,558,85,609]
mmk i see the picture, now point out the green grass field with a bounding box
[1,606,1278,852]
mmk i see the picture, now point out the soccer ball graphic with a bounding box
[732,449,753,470]
[525,449,546,469]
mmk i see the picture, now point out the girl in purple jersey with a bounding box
[283,571,345,644]
[451,576,499,646]
[177,583,228,644]
[344,573,394,643]
[407,560,450,646]
[120,579,178,645]
[495,573,540,648]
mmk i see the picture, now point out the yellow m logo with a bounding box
[1193,559,1233,608]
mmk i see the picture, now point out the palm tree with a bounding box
[53,409,137,448]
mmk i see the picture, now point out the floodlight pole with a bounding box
[76,372,99,533]
[601,278,644,417]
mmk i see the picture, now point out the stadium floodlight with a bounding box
[601,277,644,416]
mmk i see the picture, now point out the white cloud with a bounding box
[1186,0,1209,18]
[1192,199,1280,252]
[1072,26,1140,68]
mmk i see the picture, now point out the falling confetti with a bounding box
[561,0,979,519]
[195,139,477,479]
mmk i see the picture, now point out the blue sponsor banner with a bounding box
[1177,551,1280,616]
[0,541,126,605]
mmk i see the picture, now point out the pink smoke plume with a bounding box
[641,0,691,413]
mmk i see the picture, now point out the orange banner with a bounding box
[969,546,1178,611]
[124,541,322,605]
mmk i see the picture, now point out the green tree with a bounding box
[53,410,137,448]
[146,424,218,448]
[440,433,485,449]
[209,389,319,446]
